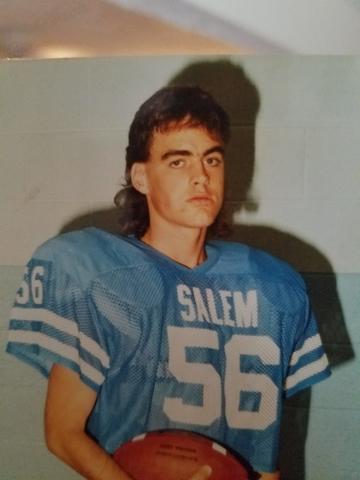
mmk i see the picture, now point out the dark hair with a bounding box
[114,85,230,237]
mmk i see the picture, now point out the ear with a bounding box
[130,162,148,194]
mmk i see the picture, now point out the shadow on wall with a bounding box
[60,59,354,480]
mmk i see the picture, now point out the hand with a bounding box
[188,465,212,480]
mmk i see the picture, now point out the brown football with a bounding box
[113,429,257,480]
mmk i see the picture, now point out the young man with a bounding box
[7,86,330,479]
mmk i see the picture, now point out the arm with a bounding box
[45,365,212,480]
[45,364,132,480]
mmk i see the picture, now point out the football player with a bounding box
[7,86,330,479]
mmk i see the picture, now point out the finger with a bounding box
[189,465,212,480]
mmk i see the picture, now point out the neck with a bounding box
[141,225,207,269]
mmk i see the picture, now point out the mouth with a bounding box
[188,195,213,204]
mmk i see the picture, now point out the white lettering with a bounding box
[233,290,258,328]
[193,287,211,323]
[206,289,223,325]
[177,284,196,322]
[177,284,259,329]
[219,290,234,327]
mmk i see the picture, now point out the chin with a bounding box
[173,206,220,230]
[186,215,217,229]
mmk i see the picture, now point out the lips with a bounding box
[188,195,213,203]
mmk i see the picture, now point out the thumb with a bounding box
[189,465,212,480]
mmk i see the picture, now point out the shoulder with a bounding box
[211,240,305,290]
[31,228,150,287]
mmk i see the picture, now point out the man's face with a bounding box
[132,125,225,233]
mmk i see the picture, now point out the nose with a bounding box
[191,160,209,187]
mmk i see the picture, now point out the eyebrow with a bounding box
[161,145,225,161]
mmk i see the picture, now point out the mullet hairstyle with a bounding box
[114,86,231,238]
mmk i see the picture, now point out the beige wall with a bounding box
[0,57,359,272]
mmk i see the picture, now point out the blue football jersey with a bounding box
[6,228,330,472]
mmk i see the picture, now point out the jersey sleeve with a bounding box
[6,252,110,392]
[284,292,331,398]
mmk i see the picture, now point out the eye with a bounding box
[204,156,223,167]
[169,158,185,168]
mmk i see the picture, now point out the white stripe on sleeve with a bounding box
[10,307,110,368]
[290,334,322,366]
[8,329,105,386]
[285,354,329,391]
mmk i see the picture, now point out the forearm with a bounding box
[258,470,280,480]
[46,428,131,480]
[45,365,130,479]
